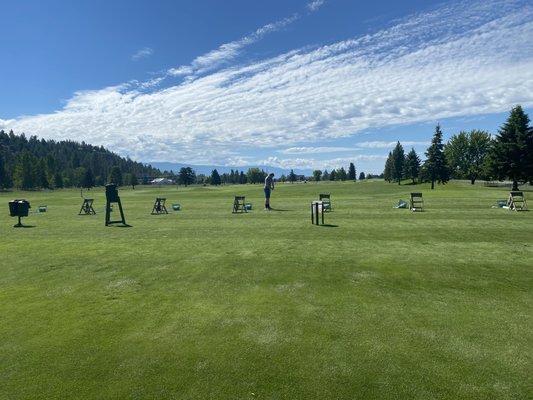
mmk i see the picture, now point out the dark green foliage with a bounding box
[391,141,405,184]
[337,167,347,181]
[488,106,532,190]
[108,166,123,186]
[211,169,222,185]
[445,130,491,184]
[424,124,450,189]
[322,170,329,180]
[81,168,95,189]
[348,163,356,181]
[178,167,196,186]
[247,168,268,184]
[0,152,8,189]
[288,169,297,183]
[359,171,365,180]
[404,148,421,184]
[312,170,322,182]
[0,130,159,189]
[329,169,336,181]
[383,152,393,182]
[13,151,35,189]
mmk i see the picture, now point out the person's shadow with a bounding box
[269,208,291,212]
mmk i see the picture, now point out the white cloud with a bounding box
[166,14,299,78]
[2,0,533,167]
[307,1,325,12]
[257,155,386,170]
[279,146,356,154]
[355,141,430,149]
[131,47,153,61]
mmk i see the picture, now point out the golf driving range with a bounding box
[0,180,531,399]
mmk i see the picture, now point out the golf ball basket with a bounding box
[311,200,325,225]
[9,199,31,227]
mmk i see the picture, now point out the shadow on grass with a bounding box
[319,224,339,228]
[13,225,36,228]
[269,208,291,212]
[107,224,133,228]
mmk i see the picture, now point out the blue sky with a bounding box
[1,0,532,173]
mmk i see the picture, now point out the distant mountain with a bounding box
[149,162,312,176]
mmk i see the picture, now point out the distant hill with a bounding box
[0,130,160,189]
[149,162,312,177]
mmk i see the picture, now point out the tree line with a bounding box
[382,106,533,190]
[0,130,160,190]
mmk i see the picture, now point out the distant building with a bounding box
[150,178,174,185]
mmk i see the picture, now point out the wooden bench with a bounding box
[410,192,424,211]
[232,196,247,213]
[507,191,527,211]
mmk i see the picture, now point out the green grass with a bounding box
[0,181,531,399]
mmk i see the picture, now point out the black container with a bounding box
[9,200,30,217]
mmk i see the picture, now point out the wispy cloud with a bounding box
[307,1,325,12]
[168,14,299,77]
[279,146,356,154]
[131,47,154,61]
[3,0,533,169]
[355,141,430,149]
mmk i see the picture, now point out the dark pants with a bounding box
[264,187,271,208]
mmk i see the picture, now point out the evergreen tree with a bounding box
[488,106,532,190]
[445,130,491,184]
[34,158,49,189]
[130,174,139,189]
[0,152,6,189]
[178,167,196,186]
[391,141,405,184]
[348,162,356,181]
[211,169,222,185]
[337,167,347,181]
[424,124,450,189]
[404,148,421,184]
[247,168,266,184]
[108,165,123,185]
[359,172,366,180]
[53,172,64,189]
[279,174,286,183]
[322,170,329,181]
[383,152,393,182]
[312,170,322,182]
[329,169,336,181]
[13,151,35,189]
[82,168,95,189]
[239,171,247,184]
[288,169,297,183]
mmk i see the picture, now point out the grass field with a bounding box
[0,181,531,399]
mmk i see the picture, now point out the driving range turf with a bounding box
[0,181,531,399]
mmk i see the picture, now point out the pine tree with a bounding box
[13,151,35,189]
[348,163,356,181]
[211,169,221,185]
[130,174,139,189]
[404,148,421,184]
[488,105,532,190]
[312,170,322,182]
[383,152,393,182]
[108,165,123,186]
[178,167,195,186]
[425,124,449,189]
[288,169,297,183]
[337,167,347,181]
[82,168,95,189]
[391,141,405,185]
[322,170,329,180]
[359,172,366,180]
[329,169,336,181]
[34,158,49,189]
[0,152,6,189]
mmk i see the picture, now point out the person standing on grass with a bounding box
[264,173,275,210]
